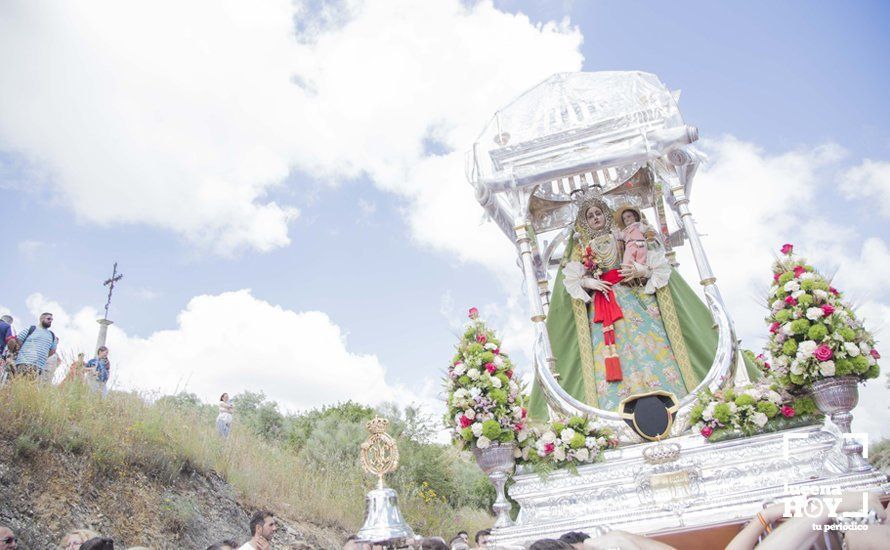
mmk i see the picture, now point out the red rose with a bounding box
[515,422,524,431]
[493,348,500,355]
[476,334,487,344]
[814,344,833,362]
[485,362,496,374]
[773,272,781,282]
[821,304,835,316]
[780,405,795,418]
[468,307,479,319]
[829,286,839,296]
[785,296,798,306]
[505,369,513,379]
[700,426,713,438]
[793,266,806,278]
[521,407,527,419]
[763,362,771,370]
[770,322,781,334]
[459,415,473,428]
[781,243,794,255]
[543,442,555,455]
[870,349,881,360]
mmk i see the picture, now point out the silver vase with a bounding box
[810,376,871,473]
[473,442,516,528]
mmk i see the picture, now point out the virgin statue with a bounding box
[529,193,719,417]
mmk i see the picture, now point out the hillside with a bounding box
[0,379,492,548]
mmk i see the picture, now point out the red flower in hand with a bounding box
[781,243,794,255]
[468,307,479,319]
[780,405,795,418]
[700,426,714,438]
[459,415,473,428]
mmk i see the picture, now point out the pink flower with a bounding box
[821,304,835,316]
[770,322,781,334]
[468,307,479,319]
[870,349,881,360]
[814,344,834,362]
[700,426,713,438]
[476,334,487,344]
[515,422,524,432]
[785,296,798,306]
[485,362,496,374]
[773,272,781,282]
[763,362,771,371]
[793,266,806,278]
[505,369,513,379]
[781,243,794,255]
[459,415,472,428]
[521,407,527,419]
[756,353,766,361]
[543,442,555,455]
[492,348,500,355]
[829,286,839,296]
[780,405,795,418]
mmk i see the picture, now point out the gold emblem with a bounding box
[361,417,399,488]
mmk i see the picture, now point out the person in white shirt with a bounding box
[238,511,277,550]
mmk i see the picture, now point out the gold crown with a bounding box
[366,416,390,435]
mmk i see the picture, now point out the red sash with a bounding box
[592,269,624,382]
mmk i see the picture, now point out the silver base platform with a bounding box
[491,425,890,548]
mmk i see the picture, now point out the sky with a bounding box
[1,1,888,441]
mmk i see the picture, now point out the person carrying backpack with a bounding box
[13,312,58,381]
[85,346,111,397]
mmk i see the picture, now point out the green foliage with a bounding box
[481,420,501,440]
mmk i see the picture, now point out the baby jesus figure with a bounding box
[617,207,653,267]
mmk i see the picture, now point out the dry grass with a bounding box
[0,378,491,539]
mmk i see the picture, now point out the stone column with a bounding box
[95,318,113,353]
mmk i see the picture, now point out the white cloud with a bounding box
[18,290,420,413]
[0,0,582,256]
[841,159,890,218]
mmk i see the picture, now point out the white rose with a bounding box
[799,272,815,281]
[517,428,529,443]
[467,368,480,380]
[792,290,805,299]
[560,428,577,443]
[453,363,466,375]
[782,323,795,336]
[465,409,476,420]
[468,387,481,398]
[784,281,800,293]
[553,447,566,461]
[814,289,828,302]
[541,431,557,444]
[766,390,783,404]
[476,436,491,449]
[490,376,503,389]
[703,402,716,421]
[844,342,860,357]
[471,423,484,437]
[806,307,824,321]
[771,299,784,311]
[493,355,505,367]
[484,342,497,350]
[752,412,768,428]
[508,380,519,392]
[859,342,871,355]
[584,436,598,448]
[790,360,804,375]
[745,388,762,401]
[575,448,590,462]
[798,341,818,357]
[819,361,836,376]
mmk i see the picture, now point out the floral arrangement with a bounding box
[445,308,528,451]
[691,382,821,441]
[763,244,880,387]
[517,415,617,470]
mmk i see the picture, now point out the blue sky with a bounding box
[1,1,888,436]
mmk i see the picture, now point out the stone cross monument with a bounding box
[96,262,123,353]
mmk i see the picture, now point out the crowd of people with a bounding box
[0,312,111,392]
